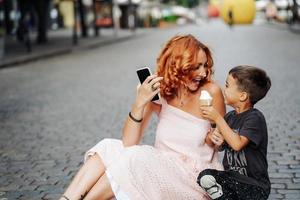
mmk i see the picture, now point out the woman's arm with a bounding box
[140,102,161,139]
[122,74,163,147]
[122,102,161,147]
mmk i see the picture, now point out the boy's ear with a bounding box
[239,92,248,102]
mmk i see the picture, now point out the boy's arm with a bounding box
[201,106,249,151]
[206,128,225,149]
[214,116,249,151]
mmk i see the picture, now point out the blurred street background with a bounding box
[0,0,300,199]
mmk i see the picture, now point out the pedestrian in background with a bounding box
[60,34,225,200]
[17,0,50,44]
[197,65,271,200]
[228,6,234,28]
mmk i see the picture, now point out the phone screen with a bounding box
[136,67,159,101]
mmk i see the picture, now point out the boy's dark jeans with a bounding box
[197,169,269,200]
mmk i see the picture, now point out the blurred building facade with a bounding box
[0,0,145,60]
[1,0,298,61]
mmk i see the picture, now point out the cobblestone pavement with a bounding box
[0,20,299,199]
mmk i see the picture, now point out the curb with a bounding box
[0,48,72,69]
[0,32,144,69]
[262,21,300,33]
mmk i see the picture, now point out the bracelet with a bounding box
[129,112,143,123]
[61,195,70,200]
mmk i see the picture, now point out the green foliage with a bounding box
[162,0,200,8]
[163,15,177,22]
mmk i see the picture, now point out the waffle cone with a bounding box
[199,99,212,106]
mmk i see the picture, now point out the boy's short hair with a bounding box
[229,65,271,105]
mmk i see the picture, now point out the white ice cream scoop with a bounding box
[199,90,213,106]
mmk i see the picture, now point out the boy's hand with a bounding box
[209,129,224,146]
[200,106,222,122]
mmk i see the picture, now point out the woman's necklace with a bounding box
[179,86,201,107]
[180,100,184,107]
[179,89,189,107]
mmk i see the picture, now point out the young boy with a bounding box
[198,66,271,200]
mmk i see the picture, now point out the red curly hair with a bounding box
[156,35,214,101]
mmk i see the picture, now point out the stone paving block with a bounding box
[290,164,300,169]
[18,190,44,200]
[270,178,292,184]
[42,193,61,200]
[277,189,300,194]
[284,194,300,199]
[34,184,61,192]
[271,183,287,189]
[268,164,289,171]
[268,193,284,199]
[0,167,8,174]
[0,183,21,191]
[18,185,38,191]
[39,187,64,199]
[295,173,300,178]
[269,172,294,178]
[278,168,300,173]
[286,183,300,189]
[292,178,300,183]
[287,143,299,149]
[1,191,23,199]
[277,160,300,165]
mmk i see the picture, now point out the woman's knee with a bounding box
[84,153,105,171]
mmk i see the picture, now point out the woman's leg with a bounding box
[60,154,106,200]
[84,173,114,200]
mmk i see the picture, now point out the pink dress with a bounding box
[84,98,223,200]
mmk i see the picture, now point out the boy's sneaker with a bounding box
[199,175,223,199]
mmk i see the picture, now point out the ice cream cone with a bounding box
[199,90,213,106]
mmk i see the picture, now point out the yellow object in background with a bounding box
[220,0,256,24]
[210,0,220,6]
[59,1,75,28]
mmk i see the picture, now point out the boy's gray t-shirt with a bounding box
[222,108,270,191]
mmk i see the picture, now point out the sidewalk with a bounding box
[0,28,144,68]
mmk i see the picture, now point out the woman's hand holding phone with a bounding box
[135,74,163,108]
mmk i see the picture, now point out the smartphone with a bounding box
[136,67,160,101]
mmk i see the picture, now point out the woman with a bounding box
[60,35,225,200]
